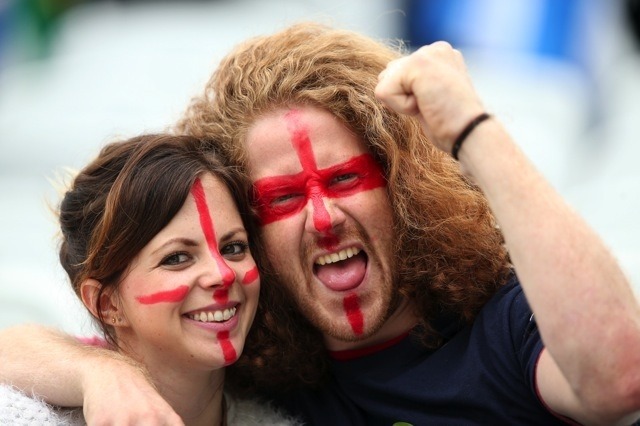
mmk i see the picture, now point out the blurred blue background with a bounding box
[1,0,639,335]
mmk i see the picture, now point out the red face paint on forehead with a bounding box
[343,293,364,336]
[251,110,387,233]
[136,285,189,305]
[286,110,318,174]
[190,178,236,287]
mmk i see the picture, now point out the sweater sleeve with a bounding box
[0,383,85,425]
[226,394,304,426]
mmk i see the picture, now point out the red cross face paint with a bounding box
[190,177,240,358]
[112,173,260,384]
[245,106,396,347]
[191,178,237,290]
[251,111,387,233]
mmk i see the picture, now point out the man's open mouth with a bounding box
[314,247,368,292]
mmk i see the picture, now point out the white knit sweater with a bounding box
[0,384,84,425]
[0,384,301,425]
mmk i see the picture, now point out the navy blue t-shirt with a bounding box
[275,277,574,425]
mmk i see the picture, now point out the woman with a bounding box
[0,134,299,425]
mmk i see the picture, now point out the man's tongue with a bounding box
[316,254,366,291]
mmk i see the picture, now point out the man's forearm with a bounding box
[0,323,125,406]
[460,120,640,412]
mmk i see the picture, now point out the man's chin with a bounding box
[322,331,367,351]
[319,313,389,350]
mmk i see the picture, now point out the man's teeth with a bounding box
[188,307,237,323]
[316,247,361,266]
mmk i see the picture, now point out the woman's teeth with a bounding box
[316,247,361,266]
[188,307,236,323]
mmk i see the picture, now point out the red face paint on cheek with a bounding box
[242,266,259,285]
[191,178,236,287]
[343,293,364,336]
[136,285,190,305]
[217,331,237,363]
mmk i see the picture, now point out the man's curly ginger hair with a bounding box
[176,22,512,396]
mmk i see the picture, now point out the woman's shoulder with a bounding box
[0,383,85,425]
[226,394,303,426]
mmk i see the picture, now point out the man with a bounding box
[2,23,640,425]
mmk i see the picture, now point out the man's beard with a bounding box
[272,249,399,343]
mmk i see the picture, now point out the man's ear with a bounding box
[80,279,126,325]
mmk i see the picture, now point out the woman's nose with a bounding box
[198,255,236,289]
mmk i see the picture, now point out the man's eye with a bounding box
[272,193,301,205]
[161,252,190,266]
[332,173,358,185]
[221,241,249,258]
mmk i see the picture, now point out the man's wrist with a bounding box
[79,346,153,399]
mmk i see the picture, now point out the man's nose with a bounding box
[304,193,346,235]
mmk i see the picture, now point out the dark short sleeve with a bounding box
[467,275,547,405]
[505,276,546,394]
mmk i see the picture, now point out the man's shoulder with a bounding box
[0,384,85,425]
[479,272,527,316]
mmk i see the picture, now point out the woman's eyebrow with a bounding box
[150,238,197,256]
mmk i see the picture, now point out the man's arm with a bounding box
[0,323,184,425]
[375,42,640,425]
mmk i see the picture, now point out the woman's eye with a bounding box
[221,241,249,258]
[161,252,191,266]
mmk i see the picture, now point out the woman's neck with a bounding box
[151,367,225,426]
[119,346,226,426]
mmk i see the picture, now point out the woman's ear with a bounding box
[80,279,126,326]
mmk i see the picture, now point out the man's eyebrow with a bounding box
[253,172,306,188]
